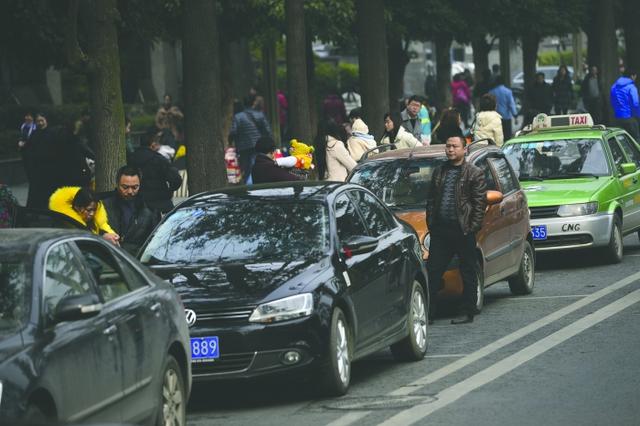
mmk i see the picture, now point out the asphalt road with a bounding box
[186,234,640,426]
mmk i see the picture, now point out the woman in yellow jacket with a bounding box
[49,186,120,245]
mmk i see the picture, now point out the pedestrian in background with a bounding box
[400,96,423,140]
[322,93,347,126]
[381,111,421,149]
[129,130,183,214]
[229,93,273,183]
[451,73,472,128]
[489,76,518,140]
[432,108,462,145]
[581,66,603,124]
[524,72,553,125]
[18,112,36,145]
[315,119,357,181]
[610,68,640,141]
[102,165,159,255]
[347,118,376,162]
[251,137,301,184]
[426,132,487,324]
[472,94,504,146]
[552,65,573,115]
[0,184,18,228]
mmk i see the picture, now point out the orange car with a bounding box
[348,141,535,310]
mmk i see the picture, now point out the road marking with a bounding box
[501,294,588,301]
[379,288,640,426]
[325,270,640,426]
[424,354,467,359]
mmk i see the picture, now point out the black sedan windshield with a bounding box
[350,158,445,209]
[503,139,610,180]
[140,200,330,264]
[0,255,30,333]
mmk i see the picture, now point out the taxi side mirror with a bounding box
[619,163,637,176]
[486,190,504,206]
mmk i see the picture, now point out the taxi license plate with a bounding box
[190,336,219,360]
[531,225,547,241]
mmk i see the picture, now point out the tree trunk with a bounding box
[585,1,601,72]
[306,32,318,141]
[435,34,452,112]
[471,35,490,84]
[387,33,410,112]
[85,0,125,191]
[499,36,511,87]
[356,0,389,139]
[262,40,281,145]
[229,38,255,99]
[220,33,234,149]
[183,0,225,192]
[594,0,618,124]
[521,33,540,92]
[622,0,640,74]
[285,0,312,145]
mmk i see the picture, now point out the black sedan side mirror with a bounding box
[54,294,102,323]
[341,235,378,259]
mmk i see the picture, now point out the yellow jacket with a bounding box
[48,187,116,235]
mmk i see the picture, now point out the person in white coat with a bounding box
[347,118,377,161]
[314,120,357,181]
[472,93,504,146]
[380,111,421,149]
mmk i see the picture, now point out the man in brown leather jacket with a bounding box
[426,132,487,324]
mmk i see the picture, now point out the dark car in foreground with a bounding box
[0,229,191,424]
[139,182,429,395]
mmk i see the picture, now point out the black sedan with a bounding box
[139,182,430,395]
[0,229,191,424]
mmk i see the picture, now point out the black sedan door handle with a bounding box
[150,302,161,313]
[377,258,386,267]
[103,324,118,336]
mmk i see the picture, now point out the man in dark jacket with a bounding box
[581,66,603,124]
[102,165,159,255]
[129,130,182,214]
[524,72,553,125]
[251,137,300,184]
[426,132,487,324]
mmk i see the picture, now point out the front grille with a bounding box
[194,306,255,323]
[530,206,559,219]
[192,352,255,375]
[534,234,593,248]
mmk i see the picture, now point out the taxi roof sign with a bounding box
[531,113,594,130]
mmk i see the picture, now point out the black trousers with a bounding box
[427,226,478,316]
[501,119,512,141]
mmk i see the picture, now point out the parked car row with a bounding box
[2,112,637,424]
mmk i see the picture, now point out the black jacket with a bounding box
[251,154,301,184]
[102,191,159,255]
[129,147,182,213]
[426,161,487,235]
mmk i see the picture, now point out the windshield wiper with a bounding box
[543,173,599,180]
[519,175,544,181]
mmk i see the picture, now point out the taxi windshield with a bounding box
[140,200,330,265]
[503,139,610,180]
[350,158,446,209]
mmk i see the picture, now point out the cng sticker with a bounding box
[562,223,581,231]
[634,194,640,204]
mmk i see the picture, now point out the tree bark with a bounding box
[521,33,540,92]
[435,34,452,112]
[285,0,312,145]
[306,32,318,140]
[594,0,618,124]
[84,0,125,191]
[220,32,234,149]
[584,0,601,72]
[471,35,490,84]
[183,0,225,192]
[262,40,281,145]
[499,36,511,87]
[622,0,640,74]
[388,33,410,112]
[356,0,389,139]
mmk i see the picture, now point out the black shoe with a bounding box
[450,314,474,325]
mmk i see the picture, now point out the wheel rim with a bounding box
[523,248,534,289]
[162,368,184,426]
[614,224,623,258]
[476,270,484,309]
[411,289,427,351]
[335,318,350,385]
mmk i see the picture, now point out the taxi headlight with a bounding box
[557,202,598,217]
[249,293,314,323]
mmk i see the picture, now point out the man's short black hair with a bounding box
[116,165,141,184]
[408,95,422,104]
[142,127,161,147]
[244,93,257,108]
[255,136,277,154]
[623,68,637,78]
[348,107,362,121]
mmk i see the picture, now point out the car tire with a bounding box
[508,241,535,295]
[319,307,351,396]
[475,260,485,312]
[25,403,48,422]
[390,281,429,361]
[603,216,623,264]
[156,355,186,426]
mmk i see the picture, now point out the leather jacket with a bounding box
[426,160,487,235]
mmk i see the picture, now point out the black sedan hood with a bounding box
[150,256,330,309]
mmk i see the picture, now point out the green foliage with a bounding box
[313,60,359,99]
[538,50,583,66]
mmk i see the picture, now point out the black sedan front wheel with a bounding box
[391,281,428,361]
[156,355,186,426]
[320,307,351,396]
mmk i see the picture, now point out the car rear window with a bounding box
[140,200,330,265]
[503,138,610,180]
[349,158,446,209]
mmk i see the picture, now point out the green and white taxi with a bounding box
[503,113,640,263]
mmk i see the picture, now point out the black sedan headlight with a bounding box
[249,293,314,324]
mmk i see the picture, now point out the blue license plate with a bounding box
[190,336,219,360]
[531,225,547,240]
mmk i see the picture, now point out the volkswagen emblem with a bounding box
[185,309,197,327]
